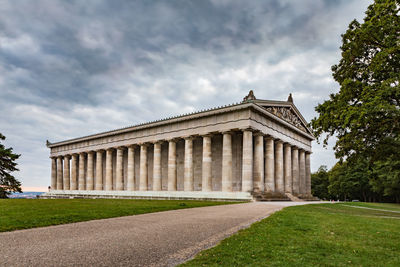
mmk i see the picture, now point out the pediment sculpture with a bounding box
[265,106,307,132]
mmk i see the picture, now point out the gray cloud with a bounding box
[0,0,372,189]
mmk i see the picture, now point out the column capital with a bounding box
[138,142,150,147]
[201,133,213,138]
[57,155,63,159]
[305,151,313,155]
[166,138,179,143]
[291,146,300,151]
[239,127,255,132]
[182,135,195,140]
[78,152,86,156]
[63,154,71,159]
[275,139,284,144]
[283,143,292,148]
[116,146,126,151]
[87,150,95,155]
[264,135,274,141]
[253,131,264,137]
[219,130,233,135]
[95,149,105,153]
[127,144,138,150]
[105,147,114,152]
[153,140,164,145]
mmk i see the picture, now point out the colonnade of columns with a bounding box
[50,129,312,196]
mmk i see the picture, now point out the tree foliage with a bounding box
[370,137,400,202]
[328,159,374,202]
[0,133,22,198]
[311,166,331,200]
[311,160,396,202]
[311,0,400,202]
[311,0,400,159]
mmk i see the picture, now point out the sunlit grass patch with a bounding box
[182,202,400,267]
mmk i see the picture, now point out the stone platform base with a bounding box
[41,190,253,201]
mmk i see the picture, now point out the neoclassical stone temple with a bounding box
[43,91,314,201]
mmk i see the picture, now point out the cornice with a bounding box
[47,102,251,148]
[47,99,314,149]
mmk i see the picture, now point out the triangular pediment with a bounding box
[264,106,307,131]
[254,101,312,135]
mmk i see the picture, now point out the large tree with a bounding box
[311,0,400,201]
[311,0,399,160]
[0,133,22,198]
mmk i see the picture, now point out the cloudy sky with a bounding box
[0,0,372,191]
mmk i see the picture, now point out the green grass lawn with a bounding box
[182,202,400,267]
[0,199,233,232]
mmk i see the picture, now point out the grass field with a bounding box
[182,202,400,267]
[0,199,232,232]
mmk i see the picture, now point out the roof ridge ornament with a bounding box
[243,90,256,102]
[287,93,293,103]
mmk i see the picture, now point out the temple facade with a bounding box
[43,91,314,201]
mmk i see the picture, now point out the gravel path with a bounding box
[0,201,317,267]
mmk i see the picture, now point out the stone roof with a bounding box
[47,91,314,147]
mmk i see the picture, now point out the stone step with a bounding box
[285,192,304,202]
[251,191,291,201]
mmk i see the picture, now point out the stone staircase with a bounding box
[284,192,304,202]
[251,191,314,202]
[251,191,290,201]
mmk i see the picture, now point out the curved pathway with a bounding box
[0,201,319,267]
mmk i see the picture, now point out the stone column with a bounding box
[78,153,85,190]
[275,141,284,193]
[152,143,162,191]
[56,156,63,190]
[221,132,232,192]
[71,154,78,190]
[253,134,264,192]
[139,144,148,191]
[127,146,136,191]
[86,151,94,190]
[116,147,124,190]
[305,152,311,196]
[264,137,275,192]
[105,149,113,191]
[299,150,306,195]
[202,135,212,192]
[242,130,253,192]
[95,150,103,190]
[63,155,70,190]
[168,140,177,191]
[184,137,194,191]
[284,144,292,193]
[291,148,300,195]
[51,157,57,190]
[152,142,161,191]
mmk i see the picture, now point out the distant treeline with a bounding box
[312,152,400,203]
